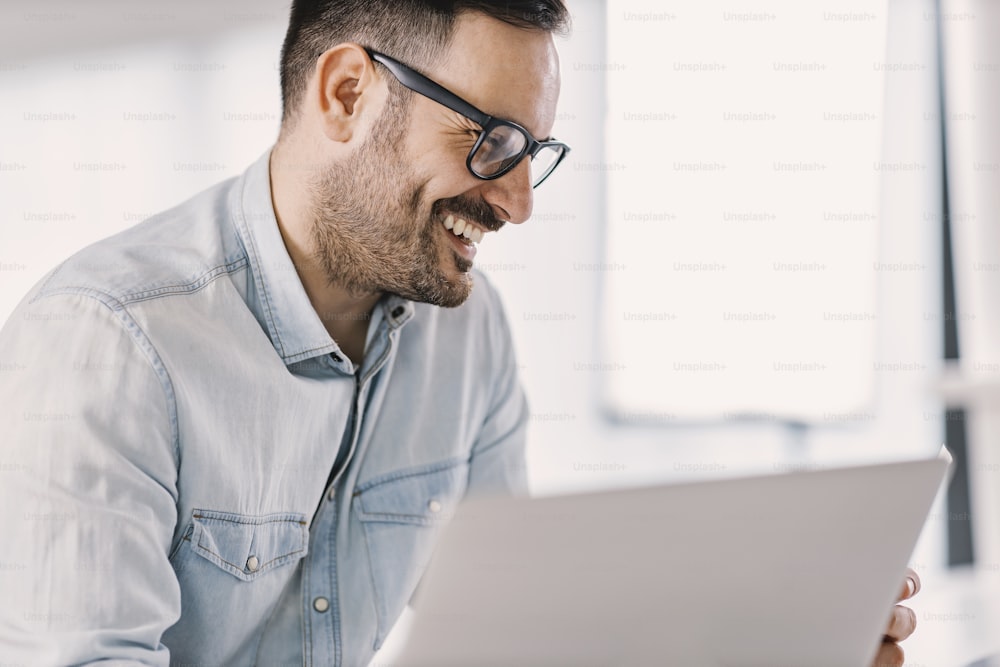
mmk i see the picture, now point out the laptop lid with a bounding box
[396,450,951,667]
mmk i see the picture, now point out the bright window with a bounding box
[603,1,888,421]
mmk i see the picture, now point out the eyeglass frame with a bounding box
[365,48,570,188]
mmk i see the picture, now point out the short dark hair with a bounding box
[279,0,570,125]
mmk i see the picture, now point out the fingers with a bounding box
[877,570,919,667]
[898,567,921,602]
[870,640,905,667]
[884,604,917,643]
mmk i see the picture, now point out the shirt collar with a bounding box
[232,149,414,366]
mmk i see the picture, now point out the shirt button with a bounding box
[245,555,259,572]
[427,499,442,513]
[328,487,336,502]
[313,596,330,613]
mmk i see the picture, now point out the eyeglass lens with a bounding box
[470,125,563,186]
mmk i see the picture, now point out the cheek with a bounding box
[410,137,480,191]
[390,138,479,211]
[419,164,483,211]
[419,151,470,189]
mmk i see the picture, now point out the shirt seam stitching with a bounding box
[30,257,248,307]
[283,344,342,365]
[192,510,308,526]
[118,258,248,305]
[29,287,182,473]
[359,513,386,652]
[354,456,470,493]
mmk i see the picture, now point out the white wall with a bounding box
[0,6,287,320]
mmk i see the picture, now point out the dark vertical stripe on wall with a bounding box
[934,0,974,567]
[944,410,973,565]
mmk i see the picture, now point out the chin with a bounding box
[437,274,474,308]
[433,263,475,308]
[399,259,473,309]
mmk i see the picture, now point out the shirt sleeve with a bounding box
[464,281,530,498]
[0,290,182,665]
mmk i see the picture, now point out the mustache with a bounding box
[432,196,505,233]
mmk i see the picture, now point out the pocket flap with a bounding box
[189,509,309,581]
[356,459,469,526]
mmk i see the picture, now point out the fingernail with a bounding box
[906,577,916,597]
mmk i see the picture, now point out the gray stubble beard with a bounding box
[307,117,474,309]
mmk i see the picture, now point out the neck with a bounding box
[269,143,381,363]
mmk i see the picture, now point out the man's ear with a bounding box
[313,43,386,143]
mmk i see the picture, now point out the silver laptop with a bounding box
[967,657,1000,667]
[395,450,951,667]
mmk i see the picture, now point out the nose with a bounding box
[478,158,534,225]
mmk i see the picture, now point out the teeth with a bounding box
[442,214,485,244]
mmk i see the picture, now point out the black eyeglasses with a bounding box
[366,49,570,188]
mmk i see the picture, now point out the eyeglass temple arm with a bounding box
[366,49,493,128]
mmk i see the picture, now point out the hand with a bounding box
[869,568,920,667]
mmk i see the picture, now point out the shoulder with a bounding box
[33,176,245,308]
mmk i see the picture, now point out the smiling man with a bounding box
[0,2,920,666]
[0,1,567,665]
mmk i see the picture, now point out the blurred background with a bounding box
[1,0,998,613]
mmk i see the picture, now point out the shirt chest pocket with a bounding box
[182,509,309,581]
[164,509,310,661]
[355,459,469,650]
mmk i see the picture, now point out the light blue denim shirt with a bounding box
[0,150,528,666]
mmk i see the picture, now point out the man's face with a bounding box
[309,12,561,307]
